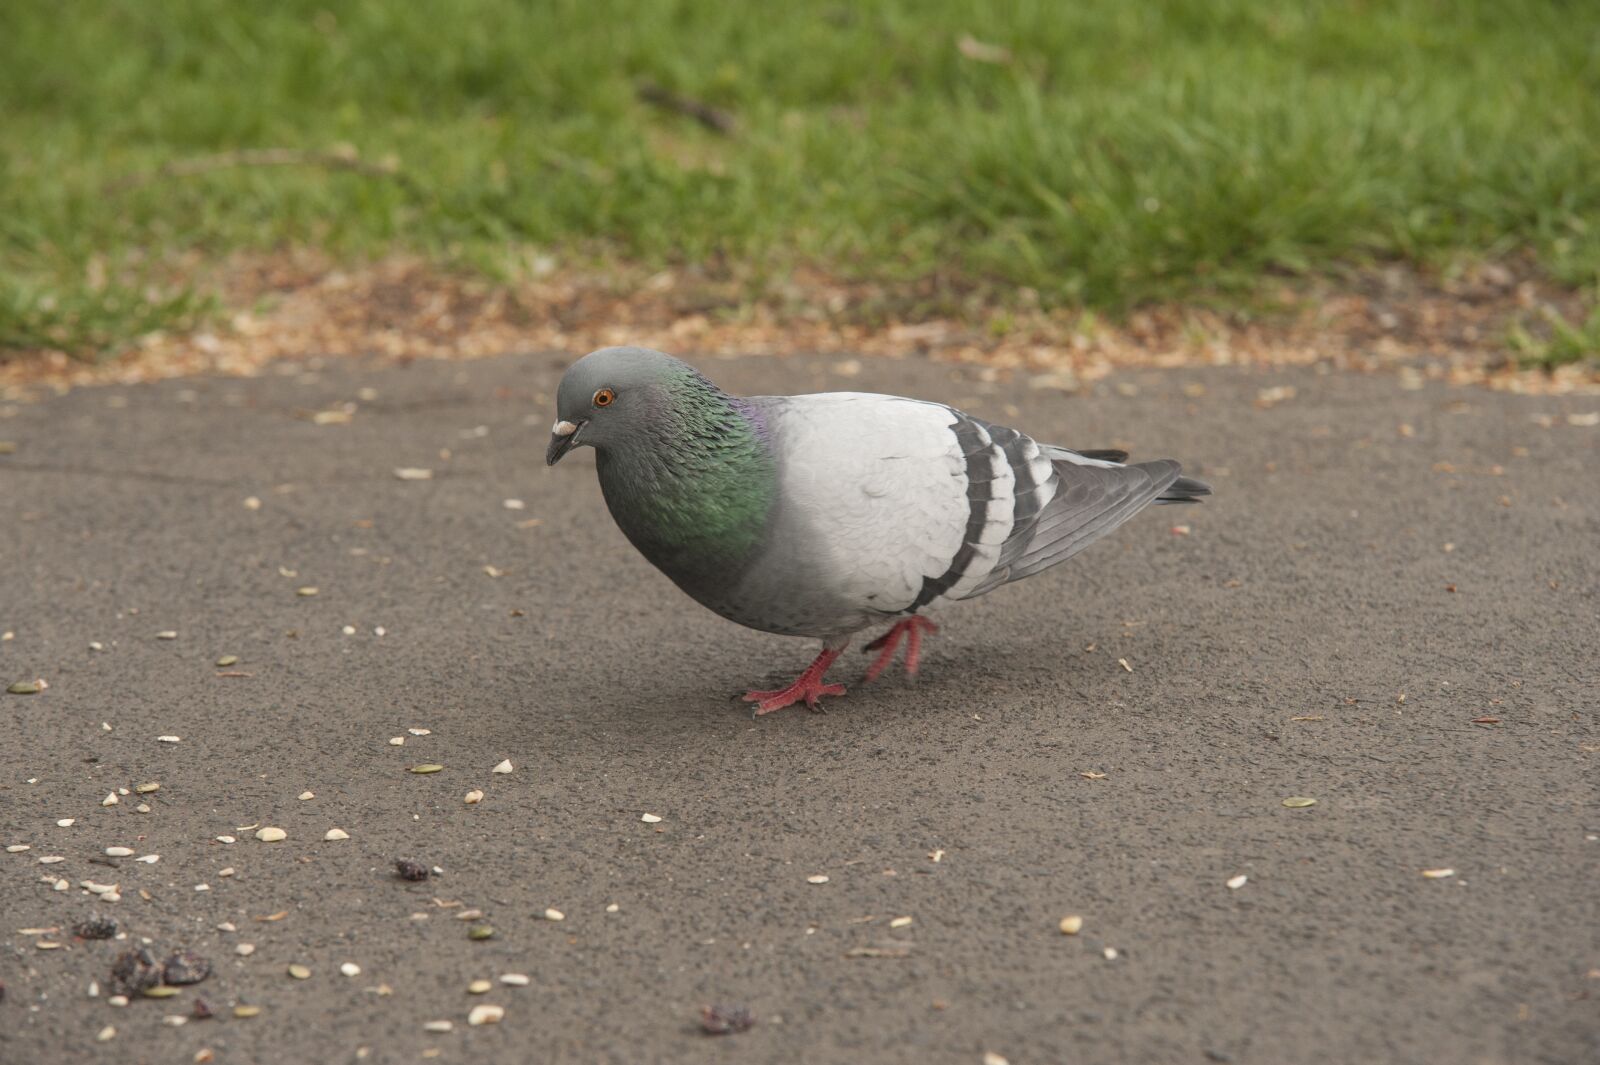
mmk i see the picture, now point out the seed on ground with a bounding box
[215,655,238,667]
[57,818,75,827]
[287,964,311,980]
[890,916,913,928]
[7,681,42,695]
[298,791,314,800]
[423,1020,453,1033]
[394,467,434,481]
[464,790,484,804]
[255,827,287,843]
[135,782,160,794]
[410,764,444,774]
[157,735,181,743]
[1059,915,1084,935]
[1227,874,1249,889]
[467,1004,504,1026]
[232,1005,261,1018]
[389,736,405,745]
[408,728,431,736]
[640,813,662,823]
[218,867,234,877]
[105,847,134,857]
[38,855,66,864]
[499,974,530,987]
[97,1025,116,1042]
[296,587,319,597]
[340,962,361,977]
[142,986,180,998]
[5,843,28,852]
[324,828,349,841]
[1421,868,1456,879]
[467,979,492,994]
[102,793,119,807]
[468,924,495,940]
[542,908,564,921]
[807,875,829,884]
[215,836,235,844]
[492,759,513,774]
[236,944,255,956]
[1281,796,1318,808]
[157,631,177,640]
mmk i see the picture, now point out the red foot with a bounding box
[742,647,847,715]
[862,616,939,682]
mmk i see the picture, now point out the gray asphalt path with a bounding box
[1,352,1596,1065]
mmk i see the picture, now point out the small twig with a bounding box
[107,148,425,195]
[635,80,739,136]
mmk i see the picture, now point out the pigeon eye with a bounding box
[592,388,616,408]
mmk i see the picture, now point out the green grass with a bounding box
[3,0,1599,358]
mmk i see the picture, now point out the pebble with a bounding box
[255,827,287,843]
[499,974,530,987]
[218,867,234,877]
[105,847,134,857]
[467,1004,504,1026]
[324,828,350,841]
[492,759,513,774]
[389,736,405,746]
[102,793,119,807]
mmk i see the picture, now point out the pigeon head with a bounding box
[546,346,716,465]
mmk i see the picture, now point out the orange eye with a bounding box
[592,388,615,408]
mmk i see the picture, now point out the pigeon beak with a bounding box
[545,419,584,466]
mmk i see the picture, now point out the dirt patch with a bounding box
[2,250,1595,398]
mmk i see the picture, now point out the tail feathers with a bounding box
[1073,448,1129,463]
[1157,473,1211,504]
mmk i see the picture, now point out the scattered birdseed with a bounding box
[57,818,76,827]
[890,916,913,929]
[467,979,492,994]
[1227,875,1249,890]
[287,964,311,980]
[983,1053,1010,1065]
[807,875,829,884]
[298,791,315,801]
[218,868,234,877]
[157,735,181,744]
[340,963,361,977]
[324,828,350,841]
[423,1020,453,1033]
[542,908,564,922]
[134,782,160,794]
[157,631,177,640]
[1103,947,1119,961]
[243,497,262,510]
[215,836,235,845]
[641,813,662,823]
[235,944,255,956]
[467,1004,504,1026]
[374,627,386,636]
[1421,868,1457,879]
[1118,658,1133,672]
[1281,797,1318,808]
[699,1003,755,1035]
[102,793,119,807]
[5,844,28,852]
[107,995,129,1007]
[468,925,495,940]
[1059,916,1084,935]
[135,804,150,814]
[36,941,63,950]
[605,904,619,913]
[492,759,513,774]
[297,587,319,597]
[105,846,134,857]
[38,855,66,864]
[499,974,530,987]
[503,499,525,510]
[342,625,357,635]
[255,827,287,843]
[216,922,236,932]
[6,681,42,695]
[163,950,212,985]
[410,764,444,774]
[83,881,119,895]
[463,790,484,805]
[232,1006,261,1019]
[215,655,239,668]
[394,467,434,481]
[395,860,431,882]
[193,884,207,892]
[143,986,181,999]
[388,736,405,746]
[97,1026,116,1043]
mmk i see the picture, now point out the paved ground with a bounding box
[1,352,1596,1065]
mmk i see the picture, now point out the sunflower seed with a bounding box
[324,828,349,841]
[340,962,361,977]
[1281,796,1318,808]
[467,1004,504,1026]
[1058,915,1084,935]
[107,995,129,1007]
[1103,947,1119,960]
[342,625,356,635]
[491,759,513,774]
[463,790,484,805]
[254,827,287,842]
[287,964,311,980]
[408,727,431,735]
[1227,875,1248,889]
[410,764,443,774]
[218,867,234,877]
[467,979,492,994]
[105,847,134,857]
[499,973,530,986]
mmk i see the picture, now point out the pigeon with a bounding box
[546,346,1209,714]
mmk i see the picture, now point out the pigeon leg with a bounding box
[862,616,940,682]
[742,646,847,716]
